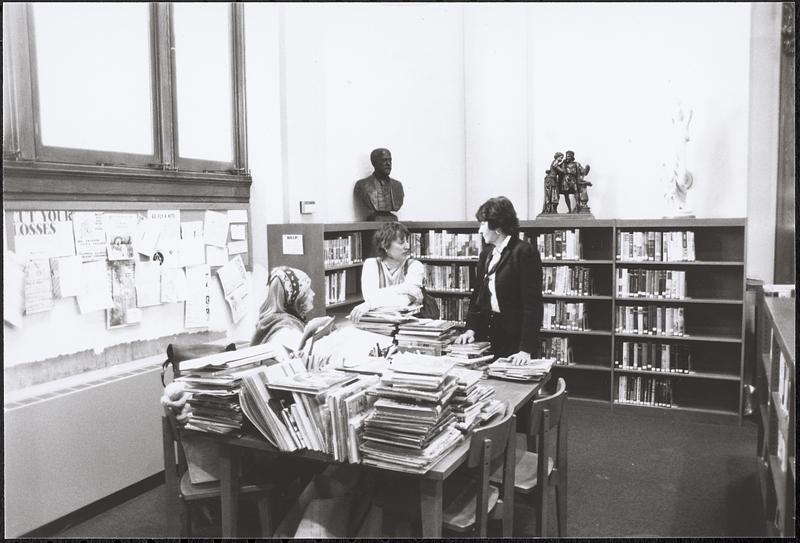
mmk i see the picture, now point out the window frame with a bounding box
[2,2,251,203]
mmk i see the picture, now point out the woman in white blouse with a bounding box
[349,221,425,323]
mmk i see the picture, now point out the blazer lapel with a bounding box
[492,237,517,276]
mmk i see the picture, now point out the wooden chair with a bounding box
[162,412,276,537]
[491,377,568,537]
[441,402,517,537]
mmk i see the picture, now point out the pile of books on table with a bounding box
[239,358,378,456]
[395,319,460,356]
[449,367,503,432]
[486,357,556,382]
[176,344,281,436]
[359,353,464,474]
[444,341,494,369]
[354,305,421,336]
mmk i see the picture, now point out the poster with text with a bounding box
[13,210,76,260]
[72,211,107,262]
[103,213,138,261]
[107,260,141,328]
[185,264,211,329]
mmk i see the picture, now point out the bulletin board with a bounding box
[4,201,253,330]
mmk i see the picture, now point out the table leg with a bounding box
[220,443,240,538]
[419,478,443,537]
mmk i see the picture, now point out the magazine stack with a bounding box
[358,353,464,474]
[449,367,503,432]
[395,319,459,356]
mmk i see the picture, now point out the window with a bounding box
[2,2,250,202]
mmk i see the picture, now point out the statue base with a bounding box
[538,210,595,220]
[662,209,695,219]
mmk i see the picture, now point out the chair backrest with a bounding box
[466,401,514,468]
[526,377,568,477]
[463,401,516,537]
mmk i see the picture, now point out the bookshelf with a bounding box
[755,295,795,537]
[267,218,747,424]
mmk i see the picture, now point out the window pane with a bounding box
[173,3,233,163]
[32,3,153,155]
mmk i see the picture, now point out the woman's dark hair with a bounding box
[373,221,410,258]
[475,196,520,238]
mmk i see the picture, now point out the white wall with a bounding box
[249,3,765,230]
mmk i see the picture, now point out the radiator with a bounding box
[4,358,165,537]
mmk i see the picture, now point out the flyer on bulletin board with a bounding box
[13,210,77,260]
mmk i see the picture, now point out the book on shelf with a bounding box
[424,263,473,291]
[616,268,686,299]
[541,336,573,366]
[616,230,695,262]
[543,265,594,296]
[325,270,347,305]
[536,229,583,260]
[416,230,482,259]
[615,305,686,336]
[617,375,674,407]
[324,233,362,268]
[543,301,589,330]
[762,284,796,298]
[615,341,691,373]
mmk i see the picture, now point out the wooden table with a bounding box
[210,375,550,537]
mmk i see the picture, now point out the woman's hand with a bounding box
[349,302,370,323]
[454,329,476,344]
[161,382,192,424]
[508,350,531,365]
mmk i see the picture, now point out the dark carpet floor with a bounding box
[51,399,765,538]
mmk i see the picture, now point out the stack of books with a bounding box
[449,367,501,432]
[176,344,281,436]
[239,358,367,454]
[354,305,420,336]
[325,375,380,463]
[443,341,494,369]
[359,353,464,474]
[486,357,555,382]
[395,319,460,356]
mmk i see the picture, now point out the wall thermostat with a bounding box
[300,201,316,214]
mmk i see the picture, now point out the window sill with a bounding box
[3,160,251,202]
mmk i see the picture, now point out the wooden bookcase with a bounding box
[267,218,748,424]
[755,295,795,537]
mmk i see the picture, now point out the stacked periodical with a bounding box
[239,358,376,456]
[395,319,459,356]
[359,353,464,474]
[176,343,281,436]
[354,305,420,336]
[444,341,494,369]
[449,367,505,432]
[487,357,555,382]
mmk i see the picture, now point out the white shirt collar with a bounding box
[492,234,511,256]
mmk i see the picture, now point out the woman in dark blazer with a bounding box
[454,196,543,363]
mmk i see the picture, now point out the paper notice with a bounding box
[12,210,76,260]
[227,240,248,255]
[133,218,160,257]
[24,259,55,315]
[72,211,107,262]
[135,260,161,307]
[107,260,141,328]
[147,209,181,240]
[185,264,211,329]
[154,237,181,269]
[75,261,113,314]
[229,224,247,240]
[216,255,247,296]
[282,234,304,255]
[4,251,25,327]
[161,267,188,303]
[181,221,204,240]
[77,261,114,314]
[227,209,248,223]
[206,245,229,267]
[203,210,229,247]
[225,282,250,323]
[103,213,138,261]
[50,255,84,298]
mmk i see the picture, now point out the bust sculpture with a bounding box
[354,148,405,221]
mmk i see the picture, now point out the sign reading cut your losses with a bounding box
[12,210,76,259]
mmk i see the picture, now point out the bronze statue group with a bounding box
[541,150,592,215]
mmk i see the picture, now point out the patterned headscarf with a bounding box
[269,266,311,308]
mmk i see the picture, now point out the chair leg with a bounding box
[534,486,547,537]
[256,492,275,537]
[555,483,567,537]
[179,501,192,537]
